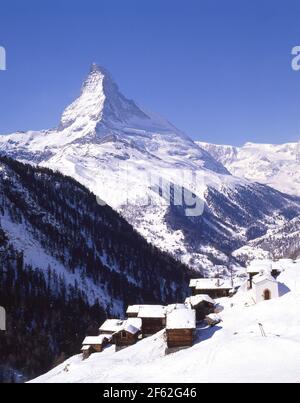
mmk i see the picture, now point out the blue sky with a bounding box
[0,0,300,145]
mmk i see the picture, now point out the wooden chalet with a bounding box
[81,334,111,359]
[166,308,196,348]
[138,305,166,337]
[114,318,142,351]
[190,278,233,299]
[99,319,124,341]
[185,294,215,321]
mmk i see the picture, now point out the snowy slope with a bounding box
[31,259,300,383]
[198,141,300,197]
[0,156,193,381]
[1,65,300,274]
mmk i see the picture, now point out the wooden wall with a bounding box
[141,317,166,336]
[166,329,194,348]
[115,331,139,347]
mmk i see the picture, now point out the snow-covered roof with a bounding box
[166,303,187,313]
[124,317,142,331]
[126,304,153,315]
[126,305,141,315]
[189,279,199,287]
[185,294,215,307]
[166,309,196,330]
[81,345,91,351]
[112,318,142,335]
[82,335,111,345]
[123,324,140,335]
[195,278,232,290]
[252,274,277,285]
[99,319,124,332]
[138,305,166,319]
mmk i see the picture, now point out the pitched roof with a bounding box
[123,318,142,334]
[185,294,215,307]
[252,274,277,285]
[99,319,124,332]
[82,335,111,345]
[166,308,196,330]
[137,305,166,319]
[123,324,140,335]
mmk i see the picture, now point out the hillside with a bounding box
[0,156,191,380]
[31,259,300,383]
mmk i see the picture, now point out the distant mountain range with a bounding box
[198,141,300,197]
[0,65,300,275]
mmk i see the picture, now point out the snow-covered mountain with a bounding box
[233,215,300,263]
[0,156,190,380]
[198,141,300,197]
[31,259,300,383]
[1,65,300,274]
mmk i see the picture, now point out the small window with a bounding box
[121,331,127,339]
[263,289,271,300]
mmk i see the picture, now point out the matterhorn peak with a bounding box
[89,62,110,75]
[60,64,149,130]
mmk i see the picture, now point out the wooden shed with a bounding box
[99,319,124,343]
[81,334,111,359]
[192,278,233,299]
[114,318,142,351]
[138,305,166,337]
[185,294,215,321]
[166,308,196,348]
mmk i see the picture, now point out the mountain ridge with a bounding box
[197,141,300,197]
[1,66,300,273]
